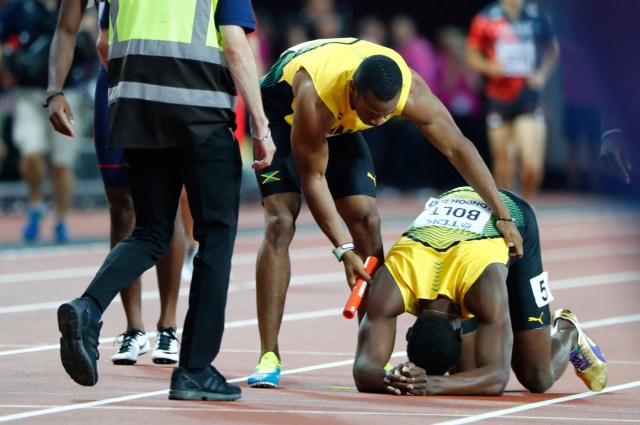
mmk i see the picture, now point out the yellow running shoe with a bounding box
[247,352,282,388]
[553,309,607,392]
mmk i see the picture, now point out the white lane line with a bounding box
[0,247,331,285]
[0,272,345,315]
[1,211,638,261]
[552,271,640,290]
[0,390,169,423]
[2,407,640,422]
[433,380,640,425]
[0,308,341,357]
[0,351,411,423]
[0,353,638,423]
[2,241,640,286]
[1,307,638,358]
[2,269,638,316]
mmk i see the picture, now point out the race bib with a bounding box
[496,40,536,76]
[529,271,554,307]
[411,197,492,234]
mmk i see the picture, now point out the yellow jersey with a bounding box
[261,38,412,135]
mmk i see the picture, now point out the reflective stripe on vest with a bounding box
[107,0,233,108]
[109,82,235,109]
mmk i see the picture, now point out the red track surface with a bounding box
[1,191,639,424]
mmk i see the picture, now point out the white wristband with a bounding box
[332,242,355,262]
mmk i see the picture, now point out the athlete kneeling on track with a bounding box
[353,186,607,396]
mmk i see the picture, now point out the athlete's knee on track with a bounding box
[514,366,554,393]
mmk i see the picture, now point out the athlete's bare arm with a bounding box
[353,266,406,393]
[290,70,368,286]
[401,70,523,257]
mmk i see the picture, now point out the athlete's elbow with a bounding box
[485,369,510,396]
[353,363,384,394]
[473,368,510,396]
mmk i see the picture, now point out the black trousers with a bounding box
[84,127,242,369]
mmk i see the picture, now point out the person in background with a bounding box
[389,14,437,89]
[0,0,95,243]
[355,15,388,46]
[466,0,560,201]
[433,25,487,190]
[559,26,602,193]
[556,1,637,191]
[297,0,349,41]
[52,0,275,401]
[47,0,185,366]
[378,14,440,191]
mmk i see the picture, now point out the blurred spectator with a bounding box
[434,26,483,120]
[467,0,559,202]
[0,0,96,242]
[284,20,310,51]
[389,14,437,88]
[297,0,349,40]
[376,14,439,191]
[0,93,19,181]
[433,25,487,189]
[355,15,388,46]
[556,1,639,195]
[559,29,602,192]
[253,7,275,69]
[313,10,344,39]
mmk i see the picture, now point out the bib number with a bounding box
[529,271,554,307]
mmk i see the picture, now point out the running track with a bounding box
[0,191,639,424]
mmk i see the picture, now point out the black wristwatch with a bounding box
[332,242,355,262]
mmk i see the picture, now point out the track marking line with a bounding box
[1,356,638,423]
[2,242,640,285]
[2,269,639,314]
[1,307,639,357]
[433,381,640,425]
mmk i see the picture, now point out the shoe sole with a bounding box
[168,389,241,401]
[248,381,278,389]
[152,356,178,365]
[112,358,138,366]
[112,347,149,365]
[57,303,98,386]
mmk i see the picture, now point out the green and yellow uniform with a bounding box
[386,187,551,331]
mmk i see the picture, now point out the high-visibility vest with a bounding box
[106,0,237,148]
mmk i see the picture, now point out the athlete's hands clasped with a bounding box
[384,362,429,396]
